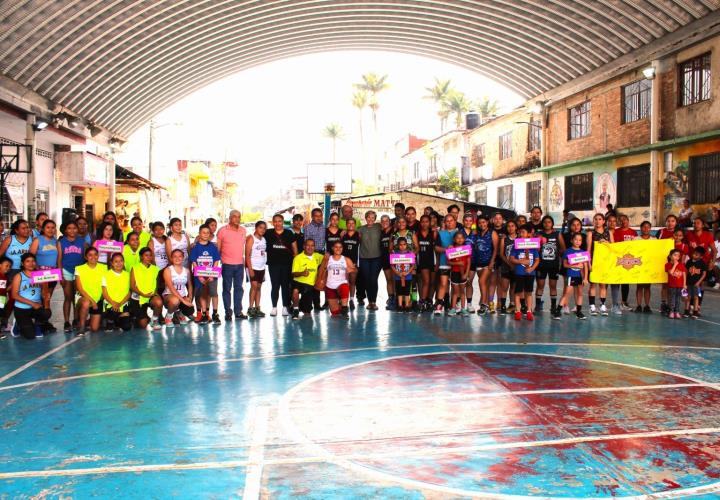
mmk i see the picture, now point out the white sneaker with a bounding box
[563,305,570,315]
[612,305,623,316]
[714,283,720,290]
[270,307,278,317]
[600,304,608,316]
[433,304,443,316]
[466,303,476,313]
[589,304,598,316]
[281,307,289,317]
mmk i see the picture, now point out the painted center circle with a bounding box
[283,352,720,498]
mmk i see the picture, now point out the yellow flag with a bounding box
[589,239,674,284]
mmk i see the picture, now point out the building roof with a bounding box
[2,2,718,138]
[115,165,165,190]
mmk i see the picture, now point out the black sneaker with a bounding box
[212,312,221,324]
[341,306,349,319]
[63,321,73,333]
[349,299,355,310]
[202,312,210,324]
[576,311,587,320]
[521,304,528,314]
[235,311,248,320]
[499,305,507,315]
[552,308,562,320]
[635,305,643,313]
[682,310,691,318]
[292,308,300,320]
[224,313,233,321]
[643,305,652,314]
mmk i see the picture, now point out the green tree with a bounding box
[354,73,389,133]
[322,123,345,162]
[444,90,471,129]
[424,77,452,133]
[351,89,368,153]
[438,167,468,200]
[474,96,499,120]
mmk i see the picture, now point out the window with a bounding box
[617,165,650,207]
[528,119,541,152]
[413,161,420,179]
[461,157,470,186]
[499,132,512,160]
[497,184,513,209]
[295,190,304,199]
[564,173,593,211]
[622,80,651,123]
[568,101,591,139]
[689,152,720,204]
[471,143,485,167]
[679,53,711,106]
[429,154,438,173]
[475,188,487,205]
[526,180,541,212]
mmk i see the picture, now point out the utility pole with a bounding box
[148,119,182,183]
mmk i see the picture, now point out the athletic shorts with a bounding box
[450,271,467,286]
[194,279,218,298]
[381,255,391,271]
[475,261,491,271]
[515,275,535,293]
[62,269,75,281]
[417,259,435,271]
[292,280,315,295]
[536,264,559,281]
[438,266,451,277]
[250,269,265,283]
[325,283,350,300]
[129,299,151,321]
[395,280,411,295]
[567,276,583,287]
[500,268,516,283]
[468,263,477,272]
[76,296,104,315]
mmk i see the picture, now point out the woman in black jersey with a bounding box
[488,212,506,314]
[416,215,437,312]
[380,215,395,309]
[341,219,361,309]
[325,213,342,255]
[497,219,518,314]
[535,215,566,315]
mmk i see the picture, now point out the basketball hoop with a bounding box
[324,182,335,194]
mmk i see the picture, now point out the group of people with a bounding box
[0,201,718,338]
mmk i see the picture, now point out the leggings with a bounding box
[268,263,292,308]
[14,307,51,339]
[668,287,683,313]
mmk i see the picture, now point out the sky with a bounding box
[117,51,523,203]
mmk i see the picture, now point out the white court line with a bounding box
[1,426,719,482]
[2,339,720,392]
[242,405,269,500]
[696,317,720,327]
[0,336,82,385]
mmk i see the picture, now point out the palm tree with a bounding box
[354,72,389,133]
[474,96,499,121]
[323,123,345,162]
[445,90,471,129]
[351,90,368,151]
[424,77,452,133]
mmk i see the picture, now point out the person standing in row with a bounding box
[535,215,565,315]
[189,224,222,324]
[166,218,190,267]
[246,221,268,318]
[303,208,326,312]
[58,221,85,332]
[380,215,395,310]
[356,211,382,309]
[265,214,298,317]
[217,210,248,320]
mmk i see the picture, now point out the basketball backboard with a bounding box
[0,143,32,174]
[307,163,352,194]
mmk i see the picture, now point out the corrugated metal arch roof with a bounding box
[1,0,718,137]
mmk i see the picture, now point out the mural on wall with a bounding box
[595,172,616,213]
[663,160,689,211]
[549,177,564,212]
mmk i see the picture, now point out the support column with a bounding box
[649,60,662,226]
[108,156,116,212]
[24,114,36,221]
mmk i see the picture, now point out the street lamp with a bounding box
[148,119,182,182]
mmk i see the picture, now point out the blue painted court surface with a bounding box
[1,288,720,499]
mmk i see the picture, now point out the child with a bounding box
[102,253,132,331]
[685,247,707,318]
[665,249,686,319]
[447,231,471,316]
[556,233,588,320]
[673,228,689,262]
[391,237,416,313]
[635,221,655,313]
[0,256,11,337]
[245,221,267,318]
[509,226,540,321]
[190,224,221,324]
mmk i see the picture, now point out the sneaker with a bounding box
[341,306,349,319]
[270,307,278,317]
[212,313,221,324]
[11,323,20,338]
[225,313,233,321]
[235,311,248,320]
[292,308,300,320]
[356,299,365,307]
[589,304,598,316]
[635,305,643,313]
[714,283,720,290]
[76,328,86,337]
[194,311,204,323]
[447,308,457,316]
[600,304,608,316]
[506,304,515,314]
[526,311,534,321]
[477,304,487,315]
[499,305,507,315]
[282,307,290,317]
[466,303,476,313]
[433,304,443,316]
[461,308,470,317]
[682,310,691,318]
[643,306,652,314]
[562,305,570,315]
[35,328,44,338]
[521,304,528,314]
[488,301,496,314]
[535,299,543,312]
[247,308,257,318]
[612,305,623,316]
[63,321,72,333]
[576,311,587,320]
[552,308,561,320]
[150,319,162,331]
[514,311,522,321]
[622,302,633,311]
[202,312,210,324]
[177,314,191,325]
[0,332,5,340]
[255,309,266,318]
[349,299,355,311]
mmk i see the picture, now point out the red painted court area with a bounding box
[282,352,720,498]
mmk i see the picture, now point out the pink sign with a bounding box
[514,238,541,250]
[31,268,62,284]
[567,251,590,265]
[445,244,472,260]
[193,265,221,278]
[95,239,124,254]
[390,253,416,265]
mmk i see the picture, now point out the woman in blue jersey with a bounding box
[10,253,51,339]
[473,215,499,315]
[57,221,86,332]
[29,219,59,283]
[0,219,33,282]
[76,216,93,246]
[433,214,458,315]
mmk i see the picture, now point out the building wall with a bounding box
[473,171,543,215]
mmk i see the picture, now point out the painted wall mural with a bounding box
[595,172,615,213]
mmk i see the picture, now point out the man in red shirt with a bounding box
[686,218,716,265]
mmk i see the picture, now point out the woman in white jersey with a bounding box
[162,249,194,327]
[148,221,169,293]
[165,217,191,267]
[245,221,267,318]
[320,241,355,319]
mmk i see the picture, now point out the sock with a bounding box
[551,297,557,310]
[589,296,596,306]
[535,296,541,308]
[600,298,606,305]
[576,305,582,314]
[499,298,506,308]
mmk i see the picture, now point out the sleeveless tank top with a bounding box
[417,231,436,267]
[59,236,85,273]
[502,235,516,271]
[15,272,41,309]
[474,230,494,265]
[250,234,267,270]
[325,228,342,254]
[380,229,392,259]
[325,255,348,289]
[152,237,169,269]
[540,230,560,263]
[36,235,58,268]
[591,228,610,253]
[169,234,189,265]
[6,235,32,270]
[341,232,360,263]
[163,265,189,297]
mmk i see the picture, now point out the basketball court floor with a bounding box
[1,288,720,498]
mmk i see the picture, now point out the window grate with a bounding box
[568,101,591,139]
[497,184,513,209]
[564,173,593,211]
[679,53,711,107]
[617,164,650,207]
[689,152,720,204]
[622,80,651,123]
[526,180,541,212]
[499,133,512,160]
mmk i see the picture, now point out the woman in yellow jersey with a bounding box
[74,247,106,335]
[102,253,132,332]
[130,216,152,249]
[123,232,141,271]
[130,248,162,330]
